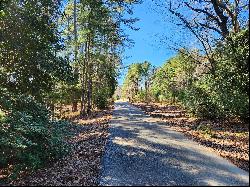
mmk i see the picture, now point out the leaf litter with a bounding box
[8,110,112,186]
[132,102,249,172]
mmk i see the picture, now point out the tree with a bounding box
[140,61,151,103]
[157,0,249,72]
[60,0,140,116]
[0,0,73,101]
[122,61,152,102]
[0,0,73,178]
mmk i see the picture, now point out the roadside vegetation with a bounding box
[122,0,249,171]
[122,30,249,119]
[0,0,249,184]
[0,0,139,183]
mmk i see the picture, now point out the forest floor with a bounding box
[1,106,112,186]
[132,102,249,172]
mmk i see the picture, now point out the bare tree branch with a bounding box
[184,2,221,26]
[168,7,214,66]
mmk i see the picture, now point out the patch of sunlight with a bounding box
[142,117,161,123]
[161,157,200,174]
[112,137,166,155]
[112,116,129,121]
[202,178,227,186]
[0,109,5,122]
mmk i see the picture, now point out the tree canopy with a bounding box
[0,0,139,179]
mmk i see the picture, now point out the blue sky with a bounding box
[61,0,200,86]
[118,1,177,85]
[118,0,250,86]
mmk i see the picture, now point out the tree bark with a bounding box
[87,74,92,115]
[211,0,229,38]
[73,0,78,59]
[145,80,148,104]
[80,39,88,117]
[87,35,92,115]
[72,101,77,112]
[73,0,79,113]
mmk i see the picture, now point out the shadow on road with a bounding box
[99,102,249,186]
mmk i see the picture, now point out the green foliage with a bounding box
[150,50,196,103]
[196,123,215,138]
[0,1,74,101]
[91,59,118,109]
[148,29,249,119]
[59,0,138,114]
[94,92,109,109]
[210,29,249,117]
[0,0,139,182]
[134,91,146,102]
[177,84,220,118]
[0,90,70,178]
[0,1,73,179]
[122,61,152,102]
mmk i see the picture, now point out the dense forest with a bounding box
[0,0,139,180]
[0,0,249,184]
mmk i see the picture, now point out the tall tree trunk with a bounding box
[145,80,148,104]
[72,100,77,112]
[80,39,88,117]
[73,0,78,60]
[87,35,92,115]
[72,0,78,113]
[87,74,92,115]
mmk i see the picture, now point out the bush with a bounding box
[133,91,146,102]
[177,85,219,118]
[211,29,249,118]
[95,94,109,109]
[0,90,70,179]
[93,85,115,109]
[150,29,249,119]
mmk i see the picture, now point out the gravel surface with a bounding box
[99,102,249,186]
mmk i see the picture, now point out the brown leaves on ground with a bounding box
[9,109,112,186]
[133,102,249,172]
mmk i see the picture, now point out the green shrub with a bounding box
[196,123,215,138]
[134,91,146,102]
[95,94,109,109]
[0,90,70,178]
[176,84,219,118]
[150,29,249,119]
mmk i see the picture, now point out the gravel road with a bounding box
[99,102,249,186]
